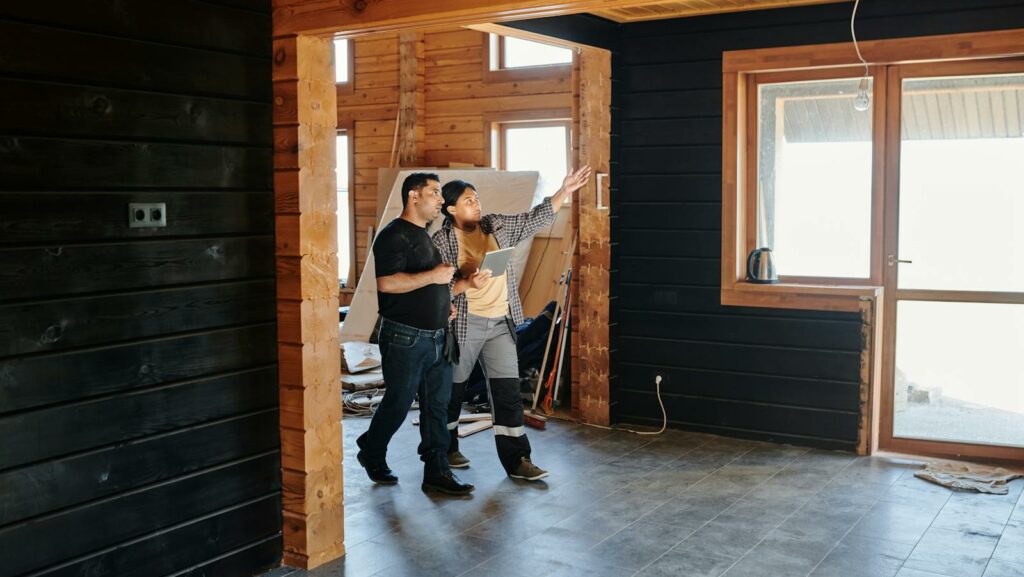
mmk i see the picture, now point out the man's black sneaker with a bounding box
[357,452,398,485]
[422,471,475,495]
[447,451,471,469]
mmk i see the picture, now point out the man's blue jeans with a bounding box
[356,318,452,478]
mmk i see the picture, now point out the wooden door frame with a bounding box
[879,57,1024,464]
[272,1,613,569]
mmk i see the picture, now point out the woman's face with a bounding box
[448,187,481,225]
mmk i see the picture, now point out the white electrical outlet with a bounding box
[128,203,167,228]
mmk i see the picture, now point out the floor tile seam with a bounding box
[682,451,854,577]
[801,485,895,577]
[448,535,507,577]
[976,502,1019,577]
[892,491,955,577]
[626,445,806,577]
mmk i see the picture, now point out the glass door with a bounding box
[881,59,1024,460]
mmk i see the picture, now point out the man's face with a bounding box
[411,180,443,221]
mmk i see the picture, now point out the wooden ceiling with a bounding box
[592,0,850,23]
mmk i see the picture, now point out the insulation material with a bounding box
[341,169,539,343]
[341,341,381,373]
[915,461,1023,494]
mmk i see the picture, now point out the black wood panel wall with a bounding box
[0,2,281,576]
[611,0,1024,449]
[513,0,1024,450]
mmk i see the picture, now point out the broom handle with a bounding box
[529,235,576,413]
[550,291,571,409]
[541,268,572,413]
[531,272,564,412]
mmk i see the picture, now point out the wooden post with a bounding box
[272,33,344,569]
[398,32,425,166]
[576,47,611,426]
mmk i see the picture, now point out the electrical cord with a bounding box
[548,375,667,436]
[342,387,384,417]
[850,0,869,78]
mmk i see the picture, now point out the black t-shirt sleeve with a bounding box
[373,228,408,278]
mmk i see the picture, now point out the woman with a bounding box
[432,166,591,481]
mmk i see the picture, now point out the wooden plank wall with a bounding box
[339,33,403,281]
[0,1,282,576]
[341,28,577,315]
[422,29,574,166]
[611,0,1024,450]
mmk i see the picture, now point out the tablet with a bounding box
[479,247,515,278]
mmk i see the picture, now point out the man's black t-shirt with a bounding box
[373,218,449,330]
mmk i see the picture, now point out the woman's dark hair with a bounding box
[440,180,476,222]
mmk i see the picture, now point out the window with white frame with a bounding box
[334,37,350,85]
[336,129,352,287]
[488,34,572,71]
[498,121,571,206]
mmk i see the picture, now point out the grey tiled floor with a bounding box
[263,415,1024,577]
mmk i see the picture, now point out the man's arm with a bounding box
[377,263,454,294]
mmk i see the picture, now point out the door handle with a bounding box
[887,254,913,266]
[596,172,609,211]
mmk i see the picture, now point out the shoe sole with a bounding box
[421,483,474,495]
[510,471,549,481]
[449,461,470,469]
[357,454,398,485]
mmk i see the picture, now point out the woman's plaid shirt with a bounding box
[431,197,556,346]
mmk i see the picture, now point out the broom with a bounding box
[524,269,572,429]
[541,288,571,415]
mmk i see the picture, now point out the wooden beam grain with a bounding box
[273,0,676,36]
[272,33,343,570]
[576,46,611,426]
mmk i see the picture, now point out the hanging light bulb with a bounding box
[850,0,871,112]
[854,76,871,111]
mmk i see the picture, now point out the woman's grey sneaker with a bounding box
[448,451,471,469]
[509,458,548,481]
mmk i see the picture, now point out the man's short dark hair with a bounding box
[401,173,440,207]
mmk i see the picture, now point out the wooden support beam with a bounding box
[575,46,611,426]
[273,0,673,36]
[397,31,424,166]
[272,33,344,570]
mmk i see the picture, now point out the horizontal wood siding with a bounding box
[0,1,281,576]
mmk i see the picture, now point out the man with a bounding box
[355,173,474,496]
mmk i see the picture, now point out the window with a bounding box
[336,129,353,288]
[490,34,573,69]
[753,73,875,280]
[496,121,571,206]
[722,29,1024,314]
[334,37,353,93]
[485,34,573,81]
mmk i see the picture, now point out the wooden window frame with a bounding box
[334,36,354,95]
[482,32,574,83]
[722,28,1024,313]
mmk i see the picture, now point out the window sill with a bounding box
[721,282,881,313]
[484,63,571,83]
